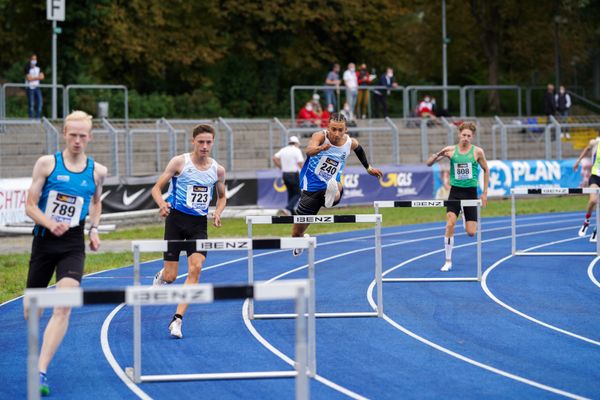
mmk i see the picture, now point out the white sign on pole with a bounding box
[47,0,65,21]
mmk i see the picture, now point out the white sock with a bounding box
[444,236,454,261]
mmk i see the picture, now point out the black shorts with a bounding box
[295,187,344,216]
[447,186,478,222]
[26,225,86,288]
[589,174,600,187]
[163,209,208,261]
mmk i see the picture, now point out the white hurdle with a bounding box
[374,200,483,282]
[245,214,383,319]
[25,280,310,400]
[511,187,600,256]
[131,238,317,378]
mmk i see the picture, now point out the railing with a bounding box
[64,84,129,130]
[0,83,65,121]
[461,85,522,117]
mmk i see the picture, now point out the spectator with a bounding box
[321,104,333,128]
[543,83,556,119]
[311,93,323,116]
[555,85,572,118]
[356,63,375,119]
[373,67,398,118]
[272,136,304,215]
[297,101,320,128]
[340,101,356,126]
[418,95,436,118]
[25,54,45,119]
[324,64,341,110]
[343,63,358,115]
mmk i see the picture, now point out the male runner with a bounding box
[24,110,107,396]
[151,124,226,338]
[427,121,489,271]
[573,136,600,242]
[291,112,383,255]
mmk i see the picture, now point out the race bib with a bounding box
[454,163,473,180]
[186,185,210,210]
[44,191,83,227]
[314,156,340,182]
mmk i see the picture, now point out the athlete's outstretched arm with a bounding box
[574,142,593,171]
[351,138,383,178]
[213,165,227,227]
[305,131,329,156]
[477,148,490,207]
[88,162,108,251]
[426,146,452,167]
[151,156,184,217]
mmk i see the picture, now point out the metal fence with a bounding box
[1,115,600,178]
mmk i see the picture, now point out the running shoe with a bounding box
[292,234,310,257]
[39,372,50,396]
[153,269,165,286]
[168,316,183,339]
[578,221,590,237]
[440,261,452,272]
[590,228,597,243]
[324,179,338,208]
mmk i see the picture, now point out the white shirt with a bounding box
[343,69,358,90]
[26,66,42,89]
[274,145,304,173]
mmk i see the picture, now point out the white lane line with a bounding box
[100,303,152,400]
[366,225,590,400]
[482,237,600,346]
[241,300,368,400]
[587,257,600,289]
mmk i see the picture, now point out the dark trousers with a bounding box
[283,172,301,213]
[27,88,43,119]
[374,93,388,118]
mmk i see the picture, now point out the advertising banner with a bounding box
[257,164,434,208]
[0,178,31,225]
[432,159,582,198]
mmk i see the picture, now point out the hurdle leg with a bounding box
[247,222,254,319]
[27,298,40,400]
[477,205,482,281]
[295,287,309,400]
[375,214,383,316]
[511,192,517,255]
[307,241,316,377]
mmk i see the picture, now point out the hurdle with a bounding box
[25,280,311,400]
[511,187,600,256]
[130,237,317,378]
[374,200,482,282]
[245,214,383,319]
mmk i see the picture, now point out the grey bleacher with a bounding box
[1,116,599,178]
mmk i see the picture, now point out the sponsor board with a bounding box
[411,200,445,207]
[195,239,251,250]
[293,215,334,223]
[126,285,213,305]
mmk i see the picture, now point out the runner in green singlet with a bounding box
[427,122,489,271]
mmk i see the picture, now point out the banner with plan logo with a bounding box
[432,159,582,198]
[257,164,433,208]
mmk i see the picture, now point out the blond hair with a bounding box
[64,110,93,132]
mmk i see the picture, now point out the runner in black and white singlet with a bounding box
[24,110,107,396]
[151,124,226,338]
[573,136,600,242]
[291,113,383,256]
[427,121,489,272]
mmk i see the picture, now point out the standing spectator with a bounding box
[25,54,45,119]
[273,136,305,215]
[343,63,358,115]
[543,83,556,119]
[355,63,375,119]
[321,104,333,128]
[373,67,398,118]
[555,85,572,118]
[324,64,341,110]
[297,101,320,128]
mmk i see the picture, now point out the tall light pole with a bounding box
[47,0,65,120]
[442,0,449,109]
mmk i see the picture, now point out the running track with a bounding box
[1,211,599,399]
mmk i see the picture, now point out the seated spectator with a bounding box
[340,101,358,136]
[418,95,435,117]
[321,104,333,128]
[311,93,323,115]
[297,101,320,128]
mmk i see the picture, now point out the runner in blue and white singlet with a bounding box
[167,153,219,217]
[291,113,383,256]
[299,129,352,192]
[151,124,227,339]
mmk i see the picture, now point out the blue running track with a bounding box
[1,211,599,399]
